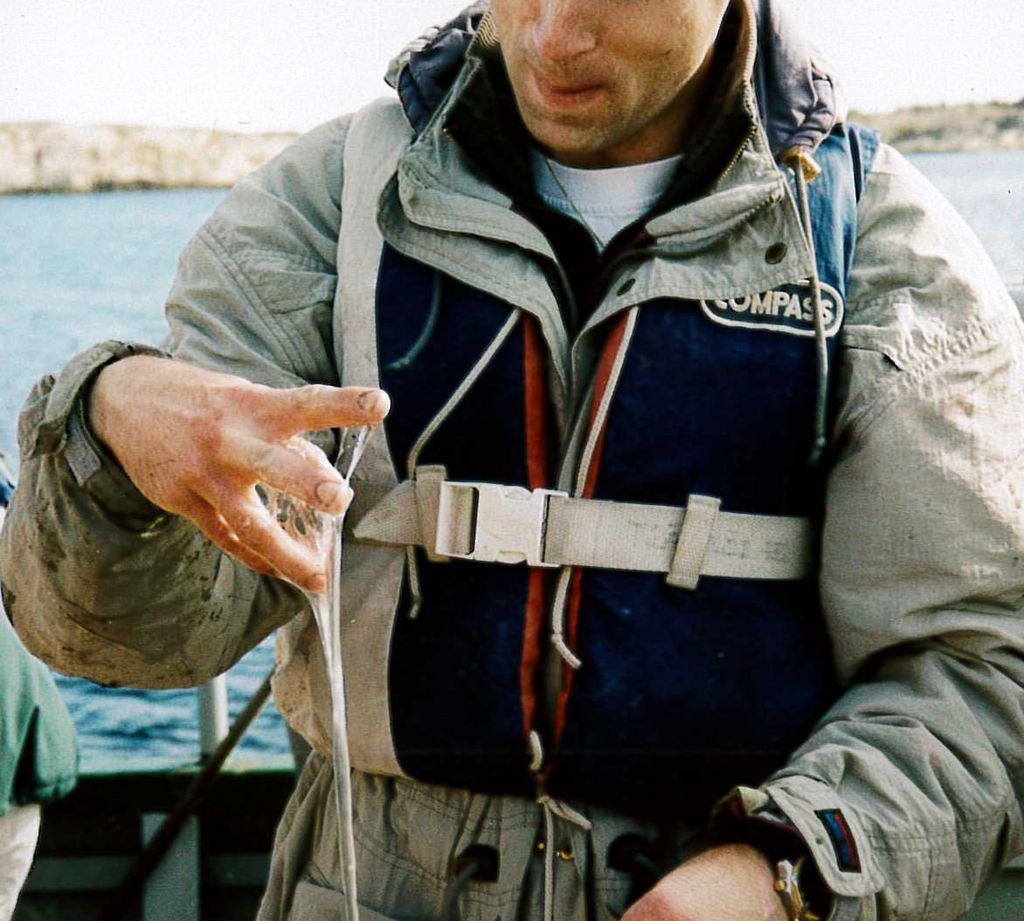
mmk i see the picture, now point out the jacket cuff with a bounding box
[29,340,168,520]
[711,780,884,918]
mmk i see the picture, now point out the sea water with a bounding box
[1,151,1022,769]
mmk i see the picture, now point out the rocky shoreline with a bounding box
[852,101,1024,153]
[0,123,298,195]
[2,101,1022,195]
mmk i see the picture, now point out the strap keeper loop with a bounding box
[666,495,722,590]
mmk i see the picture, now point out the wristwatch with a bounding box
[774,857,822,921]
[709,792,832,919]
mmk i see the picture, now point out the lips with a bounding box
[530,69,604,109]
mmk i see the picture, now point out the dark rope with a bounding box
[386,273,443,371]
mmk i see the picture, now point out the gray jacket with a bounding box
[3,1,1024,918]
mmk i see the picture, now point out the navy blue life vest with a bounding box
[375,123,879,816]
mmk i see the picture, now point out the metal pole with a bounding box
[197,675,229,761]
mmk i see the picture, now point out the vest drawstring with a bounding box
[782,146,828,467]
[536,794,593,921]
[550,306,640,669]
[386,273,443,372]
[528,729,545,772]
[404,312,521,618]
[550,567,583,670]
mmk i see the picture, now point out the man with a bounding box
[3,0,1023,918]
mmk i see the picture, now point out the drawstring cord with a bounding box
[781,146,828,467]
[550,568,583,671]
[441,860,480,921]
[537,795,592,921]
[440,793,591,921]
[549,307,641,669]
[440,796,493,921]
[386,274,443,372]
[528,730,545,772]
[403,312,521,618]
[405,544,424,620]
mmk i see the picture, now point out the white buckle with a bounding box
[435,481,566,567]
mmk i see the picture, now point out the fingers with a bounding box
[214,489,328,592]
[257,384,391,437]
[189,498,277,578]
[226,433,353,515]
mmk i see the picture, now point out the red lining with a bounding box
[519,315,548,739]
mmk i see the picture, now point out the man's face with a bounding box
[489,0,731,168]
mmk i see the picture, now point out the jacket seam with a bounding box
[194,228,311,378]
[352,828,444,886]
[238,246,332,273]
[351,826,537,908]
[921,845,939,921]
[841,313,1016,440]
[863,807,1013,850]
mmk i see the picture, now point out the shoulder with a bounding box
[164,100,410,381]
[176,112,364,317]
[196,98,411,271]
[201,114,355,258]
[849,142,1009,324]
[835,142,1021,434]
[228,96,410,216]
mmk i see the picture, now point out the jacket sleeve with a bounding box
[719,143,1024,920]
[0,115,351,689]
[0,510,79,813]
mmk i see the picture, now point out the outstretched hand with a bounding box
[622,844,787,921]
[88,355,390,591]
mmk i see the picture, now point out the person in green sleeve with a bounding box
[0,459,79,921]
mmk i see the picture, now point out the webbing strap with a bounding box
[348,477,816,582]
[666,494,721,590]
[544,495,813,580]
[331,97,412,780]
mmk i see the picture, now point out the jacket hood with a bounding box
[385,0,845,158]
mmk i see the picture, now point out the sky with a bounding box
[1,0,1022,134]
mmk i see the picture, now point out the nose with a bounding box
[530,0,597,65]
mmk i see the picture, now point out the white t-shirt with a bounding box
[529,148,683,249]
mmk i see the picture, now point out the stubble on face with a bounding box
[490,0,731,168]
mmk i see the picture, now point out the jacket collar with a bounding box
[387,0,787,251]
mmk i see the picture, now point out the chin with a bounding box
[525,118,610,163]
